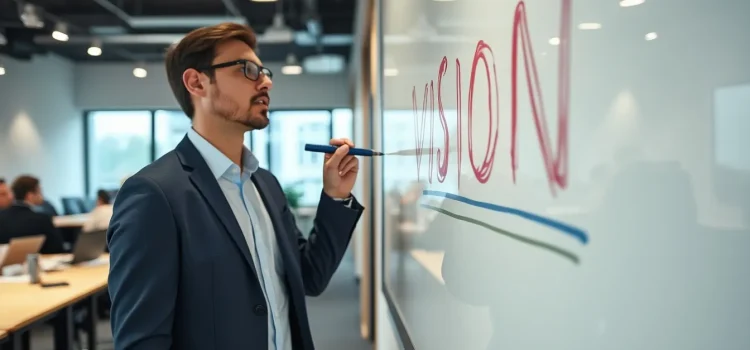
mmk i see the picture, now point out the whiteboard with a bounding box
[378,0,750,349]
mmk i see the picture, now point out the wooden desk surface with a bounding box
[0,255,109,332]
[0,329,6,340]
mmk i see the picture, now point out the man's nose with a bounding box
[257,73,273,91]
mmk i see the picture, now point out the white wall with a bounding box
[0,54,84,210]
[75,62,351,110]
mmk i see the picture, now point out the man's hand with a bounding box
[322,138,359,199]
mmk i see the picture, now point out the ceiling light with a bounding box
[18,3,44,29]
[548,37,560,45]
[133,66,147,78]
[578,23,602,30]
[282,53,303,75]
[88,39,102,56]
[384,68,399,77]
[52,22,69,42]
[645,32,658,41]
[619,0,645,7]
[88,46,102,56]
[0,64,5,76]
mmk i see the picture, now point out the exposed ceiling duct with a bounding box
[90,0,246,28]
[1,0,356,64]
[300,0,323,52]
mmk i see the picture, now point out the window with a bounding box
[155,110,192,158]
[269,110,332,207]
[86,111,152,196]
[332,108,354,140]
[249,128,270,169]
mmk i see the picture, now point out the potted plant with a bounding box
[283,186,303,211]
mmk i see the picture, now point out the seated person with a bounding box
[82,189,114,232]
[0,178,12,210]
[0,175,66,254]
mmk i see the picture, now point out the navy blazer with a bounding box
[107,137,364,350]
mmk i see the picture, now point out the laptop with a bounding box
[0,235,46,269]
[66,229,108,264]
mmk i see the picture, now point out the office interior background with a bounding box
[0,0,381,349]
[5,0,748,349]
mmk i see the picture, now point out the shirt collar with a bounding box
[186,127,259,181]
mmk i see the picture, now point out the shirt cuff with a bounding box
[332,196,354,208]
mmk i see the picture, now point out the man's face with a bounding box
[0,183,12,209]
[201,40,273,130]
[27,186,44,206]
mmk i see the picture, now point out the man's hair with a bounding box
[96,189,111,205]
[164,23,258,119]
[0,178,5,185]
[11,175,40,200]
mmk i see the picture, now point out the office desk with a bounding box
[0,255,108,350]
[53,214,89,228]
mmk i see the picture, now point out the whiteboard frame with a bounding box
[376,0,417,347]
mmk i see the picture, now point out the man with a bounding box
[107,23,364,350]
[0,175,66,253]
[0,178,12,210]
[82,189,114,232]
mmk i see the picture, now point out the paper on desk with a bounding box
[79,256,109,266]
[0,274,32,283]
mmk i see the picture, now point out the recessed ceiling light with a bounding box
[578,22,602,30]
[0,66,5,76]
[87,46,102,56]
[645,32,658,41]
[548,37,560,45]
[619,0,645,7]
[133,67,147,78]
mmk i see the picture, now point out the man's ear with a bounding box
[183,68,207,97]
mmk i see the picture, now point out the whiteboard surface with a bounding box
[379,0,750,349]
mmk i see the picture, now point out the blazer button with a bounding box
[254,304,267,316]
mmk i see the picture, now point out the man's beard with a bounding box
[210,87,269,130]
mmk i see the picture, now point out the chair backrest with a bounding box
[61,197,86,215]
[37,200,59,216]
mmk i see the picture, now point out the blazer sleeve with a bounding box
[296,190,364,296]
[107,175,179,350]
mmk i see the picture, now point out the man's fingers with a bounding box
[329,138,354,148]
[326,144,349,168]
[338,155,355,171]
[339,157,358,175]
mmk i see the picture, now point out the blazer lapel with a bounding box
[175,137,258,276]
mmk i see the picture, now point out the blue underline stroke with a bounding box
[422,190,589,244]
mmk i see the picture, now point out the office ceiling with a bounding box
[0,0,355,65]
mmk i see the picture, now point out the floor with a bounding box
[27,251,371,350]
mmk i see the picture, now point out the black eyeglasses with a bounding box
[199,59,273,81]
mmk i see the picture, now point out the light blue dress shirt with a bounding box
[187,128,291,350]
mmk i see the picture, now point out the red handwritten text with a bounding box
[412,0,571,196]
